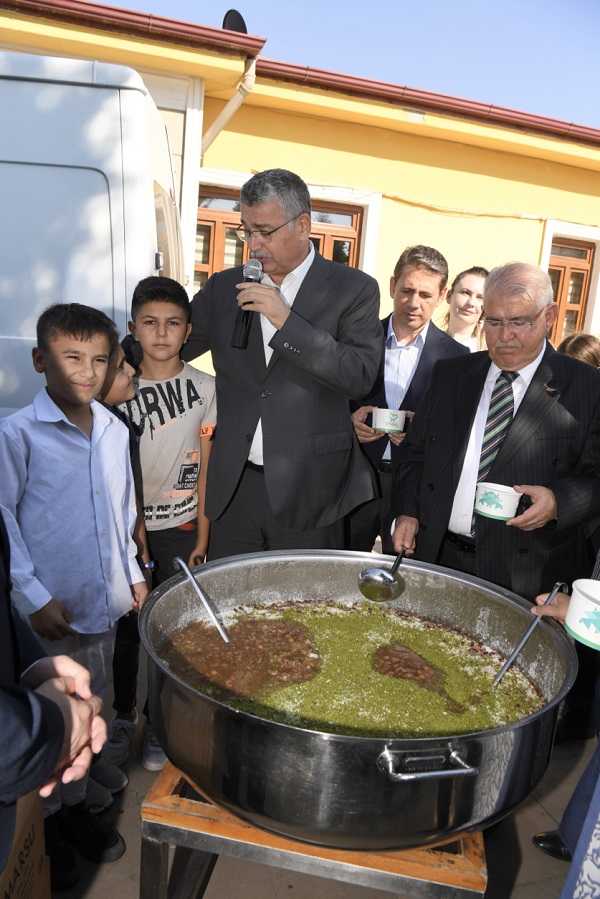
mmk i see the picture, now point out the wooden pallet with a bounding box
[140,763,487,899]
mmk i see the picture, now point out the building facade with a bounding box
[2,0,600,340]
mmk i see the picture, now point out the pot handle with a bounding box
[377,748,478,783]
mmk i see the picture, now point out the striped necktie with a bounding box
[471,370,517,535]
[593,549,600,581]
[478,370,517,484]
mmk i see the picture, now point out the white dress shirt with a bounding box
[0,389,142,632]
[381,321,428,461]
[448,342,547,536]
[248,242,315,465]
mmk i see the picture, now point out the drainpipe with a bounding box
[201,56,257,155]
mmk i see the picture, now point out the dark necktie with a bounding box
[471,370,517,535]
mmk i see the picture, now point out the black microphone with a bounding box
[231,258,263,349]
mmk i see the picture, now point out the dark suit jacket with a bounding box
[353,318,468,469]
[0,511,63,869]
[182,253,382,530]
[392,344,600,598]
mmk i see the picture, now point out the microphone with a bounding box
[231,258,263,349]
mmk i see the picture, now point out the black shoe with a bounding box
[554,714,596,744]
[532,830,572,862]
[44,811,81,891]
[58,801,126,863]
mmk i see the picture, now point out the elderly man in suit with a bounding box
[347,245,468,555]
[182,169,381,559]
[391,262,600,598]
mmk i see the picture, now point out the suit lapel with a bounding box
[403,324,443,411]
[492,348,564,474]
[265,253,332,376]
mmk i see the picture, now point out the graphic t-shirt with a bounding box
[122,362,216,531]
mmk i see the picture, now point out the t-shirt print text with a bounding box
[126,377,205,435]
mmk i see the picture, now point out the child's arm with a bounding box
[0,428,76,635]
[130,580,149,614]
[188,429,213,568]
[29,599,77,641]
[133,496,153,590]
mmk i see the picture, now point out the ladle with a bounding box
[173,556,230,643]
[358,549,406,602]
[493,581,567,687]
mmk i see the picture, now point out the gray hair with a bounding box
[240,169,311,220]
[484,263,555,310]
[393,245,449,288]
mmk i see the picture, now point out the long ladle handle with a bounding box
[493,581,567,687]
[173,556,230,644]
[389,548,406,577]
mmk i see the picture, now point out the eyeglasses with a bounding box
[482,307,547,332]
[235,217,298,243]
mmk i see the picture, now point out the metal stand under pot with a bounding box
[140,764,488,899]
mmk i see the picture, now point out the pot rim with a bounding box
[140,549,576,744]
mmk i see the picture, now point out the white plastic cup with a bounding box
[474,482,520,521]
[371,408,406,434]
[565,579,600,650]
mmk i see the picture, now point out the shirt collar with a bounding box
[386,319,430,349]
[487,339,547,387]
[262,241,315,294]
[34,388,112,429]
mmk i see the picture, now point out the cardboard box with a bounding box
[0,791,50,899]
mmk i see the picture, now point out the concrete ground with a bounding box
[51,646,595,899]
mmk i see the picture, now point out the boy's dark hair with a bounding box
[36,303,118,352]
[131,276,191,323]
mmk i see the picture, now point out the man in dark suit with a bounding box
[347,245,468,554]
[391,262,600,599]
[182,169,381,559]
[0,509,106,883]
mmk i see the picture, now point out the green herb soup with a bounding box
[162,600,544,738]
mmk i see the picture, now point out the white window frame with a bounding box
[540,221,600,335]
[198,168,381,276]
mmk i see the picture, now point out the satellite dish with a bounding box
[222,9,248,33]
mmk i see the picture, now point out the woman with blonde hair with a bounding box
[443,266,489,351]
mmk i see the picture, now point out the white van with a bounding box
[0,50,184,416]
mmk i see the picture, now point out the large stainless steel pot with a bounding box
[139,551,577,850]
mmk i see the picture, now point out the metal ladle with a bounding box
[492,580,567,686]
[173,556,230,643]
[358,549,406,602]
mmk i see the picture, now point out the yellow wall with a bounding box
[3,7,599,323]
[203,97,600,316]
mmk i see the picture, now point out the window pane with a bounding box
[196,224,211,265]
[310,236,322,252]
[332,240,350,266]
[223,228,244,267]
[199,194,240,212]
[312,211,353,227]
[551,244,587,260]
[561,309,579,339]
[567,272,584,305]
[548,269,561,300]
[194,270,208,292]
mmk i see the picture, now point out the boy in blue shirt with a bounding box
[0,304,147,890]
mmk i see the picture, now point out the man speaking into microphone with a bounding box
[182,168,382,558]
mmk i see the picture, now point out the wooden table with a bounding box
[140,763,487,899]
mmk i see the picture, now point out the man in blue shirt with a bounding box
[347,245,468,554]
